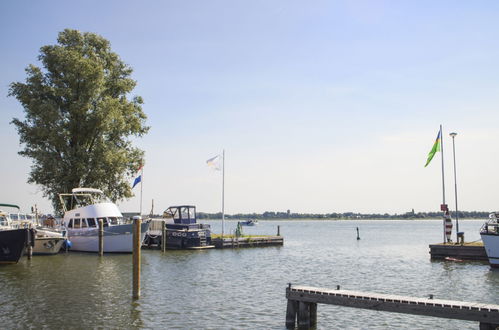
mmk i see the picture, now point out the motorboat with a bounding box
[32,226,67,255]
[240,219,258,226]
[144,205,213,249]
[480,213,499,268]
[59,188,149,253]
[10,209,67,256]
[0,204,35,264]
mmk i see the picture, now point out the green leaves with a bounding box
[10,29,149,212]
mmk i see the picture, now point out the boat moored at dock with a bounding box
[144,205,213,249]
[480,213,499,268]
[0,204,35,264]
[59,188,149,253]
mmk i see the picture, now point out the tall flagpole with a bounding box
[440,125,446,207]
[439,124,447,243]
[222,149,225,237]
[140,166,143,216]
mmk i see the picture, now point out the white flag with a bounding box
[206,155,221,171]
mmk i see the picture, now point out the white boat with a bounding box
[32,227,67,255]
[10,210,67,256]
[59,188,149,253]
[480,213,499,268]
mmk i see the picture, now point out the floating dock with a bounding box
[285,285,499,329]
[429,242,487,261]
[212,236,283,249]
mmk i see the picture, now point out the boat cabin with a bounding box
[163,205,197,224]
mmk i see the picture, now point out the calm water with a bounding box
[0,220,497,329]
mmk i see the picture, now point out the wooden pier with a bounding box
[429,242,487,261]
[212,236,283,249]
[285,285,499,329]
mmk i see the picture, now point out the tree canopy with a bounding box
[9,29,149,210]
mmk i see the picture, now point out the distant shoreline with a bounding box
[193,211,491,221]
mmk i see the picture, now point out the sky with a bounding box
[1,0,499,215]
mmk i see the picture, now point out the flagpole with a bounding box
[439,124,447,243]
[222,149,225,237]
[140,166,143,216]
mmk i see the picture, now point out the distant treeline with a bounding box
[197,210,491,220]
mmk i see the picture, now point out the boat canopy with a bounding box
[72,188,104,194]
[59,188,109,213]
[0,204,20,210]
[163,205,197,224]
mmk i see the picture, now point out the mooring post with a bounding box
[277,225,280,236]
[286,299,298,328]
[310,303,317,326]
[98,218,104,256]
[161,220,167,252]
[132,216,142,300]
[26,226,33,260]
[298,301,311,327]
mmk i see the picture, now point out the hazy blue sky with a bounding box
[2,1,499,215]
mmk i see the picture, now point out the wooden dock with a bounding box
[212,236,283,249]
[429,242,487,261]
[286,285,499,329]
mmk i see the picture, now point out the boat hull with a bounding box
[0,228,33,264]
[481,233,499,268]
[67,222,149,253]
[33,228,66,255]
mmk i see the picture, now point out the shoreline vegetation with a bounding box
[195,210,491,220]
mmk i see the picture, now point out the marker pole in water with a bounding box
[98,218,104,256]
[133,216,142,300]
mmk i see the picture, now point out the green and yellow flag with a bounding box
[424,130,441,167]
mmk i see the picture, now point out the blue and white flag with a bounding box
[132,165,143,189]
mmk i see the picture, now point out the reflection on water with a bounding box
[0,220,497,329]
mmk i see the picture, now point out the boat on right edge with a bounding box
[480,212,499,268]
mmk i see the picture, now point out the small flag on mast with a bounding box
[132,165,143,189]
[424,130,441,167]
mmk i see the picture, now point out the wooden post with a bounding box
[98,218,104,256]
[161,220,166,252]
[285,300,297,328]
[298,301,310,327]
[277,225,280,236]
[132,216,142,300]
[310,303,317,326]
[27,226,33,260]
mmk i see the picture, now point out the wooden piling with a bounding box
[285,299,298,328]
[298,302,310,327]
[26,226,33,260]
[98,218,104,256]
[277,225,280,236]
[132,217,142,300]
[310,303,317,326]
[161,220,167,252]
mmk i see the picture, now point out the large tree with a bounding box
[9,29,149,210]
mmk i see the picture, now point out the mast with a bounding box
[222,149,225,237]
[439,124,447,243]
[440,125,446,207]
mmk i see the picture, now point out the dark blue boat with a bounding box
[144,205,213,249]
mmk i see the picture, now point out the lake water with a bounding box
[0,220,497,329]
